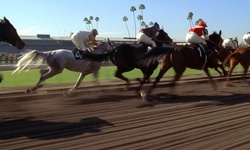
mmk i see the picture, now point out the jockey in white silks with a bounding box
[243,32,250,46]
[222,37,238,49]
[136,22,160,50]
[70,29,98,71]
[71,29,98,52]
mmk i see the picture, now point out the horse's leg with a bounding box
[225,59,238,86]
[68,73,86,94]
[27,68,63,93]
[136,68,154,94]
[219,64,228,77]
[169,67,185,95]
[203,67,217,90]
[214,67,223,76]
[148,65,172,95]
[40,68,49,75]
[242,64,249,85]
[115,68,130,90]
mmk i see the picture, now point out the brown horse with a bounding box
[139,31,223,100]
[0,17,25,83]
[223,47,250,86]
[0,17,25,49]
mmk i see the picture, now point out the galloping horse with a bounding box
[216,37,239,73]
[139,31,223,100]
[0,17,25,49]
[13,40,113,94]
[223,47,250,86]
[82,29,173,91]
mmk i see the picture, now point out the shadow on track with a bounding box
[0,117,113,140]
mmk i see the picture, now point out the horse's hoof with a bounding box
[26,89,31,93]
[63,90,73,97]
[140,91,149,102]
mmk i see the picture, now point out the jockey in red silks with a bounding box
[186,20,209,45]
[136,22,160,49]
[186,20,211,55]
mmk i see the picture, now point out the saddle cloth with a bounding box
[186,44,207,58]
[72,49,85,60]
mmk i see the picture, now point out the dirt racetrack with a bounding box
[0,75,250,150]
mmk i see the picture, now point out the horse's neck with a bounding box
[93,48,105,54]
[0,24,4,40]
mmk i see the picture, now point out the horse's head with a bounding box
[0,17,25,49]
[155,29,173,46]
[207,30,223,50]
[96,38,113,53]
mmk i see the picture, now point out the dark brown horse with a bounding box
[82,29,173,91]
[0,17,25,82]
[139,31,223,100]
[0,17,25,49]
[223,47,250,86]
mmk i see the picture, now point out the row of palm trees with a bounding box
[82,4,153,39]
[83,16,100,31]
[123,4,154,39]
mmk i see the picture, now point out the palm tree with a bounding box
[149,21,154,26]
[187,12,194,27]
[141,21,146,28]
[95,17,100,29]
[123,16,131,40]
[130,6,137,39]
[139,4,145,22]
[89,16,94,29]
[83,17,89,30]
[87,20,91,30]
[137,15,143,29]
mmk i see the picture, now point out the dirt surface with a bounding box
[0,75,250,150]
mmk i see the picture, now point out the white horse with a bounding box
[13,40,113,94]
[222,37,238,49]
[243,32,250,46]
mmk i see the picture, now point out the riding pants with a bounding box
[136,32,156,47]
[186,32,207,45]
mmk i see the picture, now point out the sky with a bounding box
[1,0,250,43]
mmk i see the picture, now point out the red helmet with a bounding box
[198,20,207,27]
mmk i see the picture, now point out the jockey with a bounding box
[71,29,99,52]
[243,32,250,46]
[186,20,210,54]
[222,37,238,50]
[136,22,160,49]
[186,20,209,44]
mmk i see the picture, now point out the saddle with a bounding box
[185,44,209,69]
[72,48,91,60]
[185,44,211,58]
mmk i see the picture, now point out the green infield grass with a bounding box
[0,65,243,87]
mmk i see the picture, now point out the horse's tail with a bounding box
[12,50,49,74]
[223,52,239,67]
[82,47,117,61]
[137,47,174,67]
